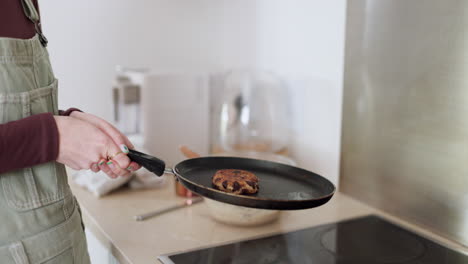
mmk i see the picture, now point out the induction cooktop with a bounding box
[158,215,468,264]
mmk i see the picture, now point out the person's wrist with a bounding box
[53,115,67,131]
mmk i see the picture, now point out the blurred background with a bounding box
[40,0,346,184]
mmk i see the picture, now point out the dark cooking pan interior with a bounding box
[175,157,336,210]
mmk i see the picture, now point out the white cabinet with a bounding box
[85,229,121,264]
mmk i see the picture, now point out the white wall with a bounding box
[254,1,346,185]
[40,0,346,184]
[40,0,261,120]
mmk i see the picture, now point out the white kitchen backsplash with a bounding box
[287,78,343,186]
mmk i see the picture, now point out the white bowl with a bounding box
[205,198,281,226]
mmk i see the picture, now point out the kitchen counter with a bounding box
[69,175,467,264]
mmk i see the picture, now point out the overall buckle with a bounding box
[35,22,48,47]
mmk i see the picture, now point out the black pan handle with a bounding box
[127,149,166,176]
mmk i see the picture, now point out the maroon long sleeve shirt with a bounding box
[0,0,78,174]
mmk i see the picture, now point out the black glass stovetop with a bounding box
[159,215,468,264]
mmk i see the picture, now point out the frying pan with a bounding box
[127,149,335,210]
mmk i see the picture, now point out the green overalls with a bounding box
[0,1,90,263]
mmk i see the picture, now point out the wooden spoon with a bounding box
[179,145,201,159]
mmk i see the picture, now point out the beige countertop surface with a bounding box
[69,175,468,264]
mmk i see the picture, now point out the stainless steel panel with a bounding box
[341,0,468,247]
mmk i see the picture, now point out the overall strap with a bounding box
[21,0,48,47]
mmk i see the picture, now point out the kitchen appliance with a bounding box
[341,0,468,246]
[112,70,210,163]
[159,215,468,264]
[127,149,335,210]
[112,66,145,135]
[139,73,210,166]
[128,72,210,197]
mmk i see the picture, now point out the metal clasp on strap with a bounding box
[34,22,48,47]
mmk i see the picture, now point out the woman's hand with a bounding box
[54,116,135,178]
[68,111,141,175]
